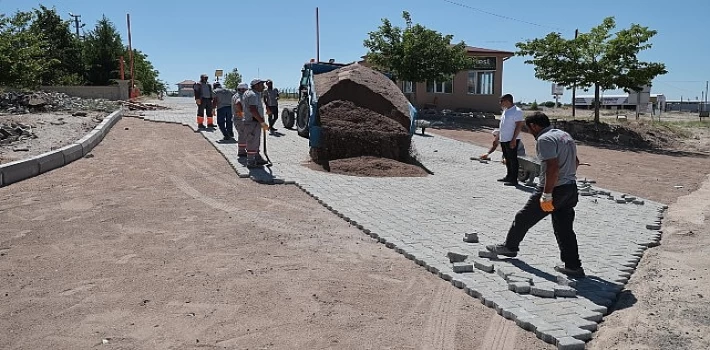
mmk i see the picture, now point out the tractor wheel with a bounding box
[296,99,309,138]
[281,108,295,129]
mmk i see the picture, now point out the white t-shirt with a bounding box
[492,128,521,140]
[498,106,523,142]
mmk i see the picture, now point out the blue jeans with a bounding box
[217,106,233,138]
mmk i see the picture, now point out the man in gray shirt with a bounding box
[263,79,279,132]
[213,82,235,141]
[486,112,585,277]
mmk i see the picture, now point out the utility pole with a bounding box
[68,12,82,38]
[127,14,135,100]
[571,29,578,118]
[316,7,320,63]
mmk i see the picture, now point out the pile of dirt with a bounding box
[310,64,415,170]
[318,100,411,161]
[324,156,428,177]
[556,120,686,149]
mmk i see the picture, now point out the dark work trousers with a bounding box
[500,141,519,182]
[216,106,234,138]
[503,183,582,269]
[267,104,278,128]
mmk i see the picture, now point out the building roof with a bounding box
[465,46,515,56]
[176,80,196,86]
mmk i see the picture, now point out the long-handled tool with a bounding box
[262,128,273,167]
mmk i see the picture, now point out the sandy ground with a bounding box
[0,118,554,350]
[0,111,104,164]
[431,127,710,349]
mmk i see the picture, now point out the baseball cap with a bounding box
[250,78,265,86]
[237,83,248,90]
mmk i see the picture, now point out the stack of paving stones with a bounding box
[137,98,667,350]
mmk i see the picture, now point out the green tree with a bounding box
[29,5,84,85]
[363,11,472,101]
[0,10,49,88]
[125,48,163,94]
[223,68,242,90]
[516,17,667,123]
[83,16,124,85]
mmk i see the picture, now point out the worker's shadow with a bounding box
[268,131,286,138]
[236,157,274,180]
[506,259,636,311]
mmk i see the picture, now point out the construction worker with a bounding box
[263,79,280,132]
[243,79,270,168]
[232,82,249,157]
[193,74,216,129]
[480,128,525,161]
[213,81,235,141]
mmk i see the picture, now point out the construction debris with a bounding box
[0,91,120,114]
[120,100,170,111]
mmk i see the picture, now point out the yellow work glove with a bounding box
[261,122,269,131]
[540,193,554,212]
[237,111,244,117]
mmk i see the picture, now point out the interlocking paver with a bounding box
[137,98,667,349]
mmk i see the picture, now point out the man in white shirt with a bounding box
[497,94,524,186]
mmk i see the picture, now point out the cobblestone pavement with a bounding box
[136,97,666,349]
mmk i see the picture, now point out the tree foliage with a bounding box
[83,16,123,86]
[363,11,472,85]
[515,17,667,122]
[125,48,164,94]
[0,6,165,94]
[0,10,49,88]
[30,5,83,85]
[223,68,243,90]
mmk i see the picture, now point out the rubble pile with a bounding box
[0,122,36,145]
[0,91,120,114]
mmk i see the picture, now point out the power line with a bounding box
[441,0,568,31]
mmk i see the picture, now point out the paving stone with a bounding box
[478,250,498,259]
[564,326,593,341]
[452,262,474,273]
[447,251,468,263]
[530,284,556,298]
[646,223,661,230]
[554,285,577,298]
[497,266,516,280]
[508,281,531,294]
[463,232,479,243]
[557,336,586,350]
[474,259,494,273]
[556,274,577,287]
[515,316,540,331]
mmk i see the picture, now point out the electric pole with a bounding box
[572,29,578,118]
[68,12,82,38]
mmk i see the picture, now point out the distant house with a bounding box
[176,80,196,97]
[361,46,515,113]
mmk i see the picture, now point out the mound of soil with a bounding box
[556,120,685,149]
[314,63,411,130]
[316,156,428,177]
[317,100,411,162]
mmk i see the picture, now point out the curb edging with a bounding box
[0,108,124,187]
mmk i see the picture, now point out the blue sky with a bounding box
[2,0,709,103]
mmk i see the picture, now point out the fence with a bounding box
[278,87,299,100]
[41,80,130,101]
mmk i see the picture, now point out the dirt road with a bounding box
[0,118,552,350]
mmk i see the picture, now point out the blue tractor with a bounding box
[280,61,418,152]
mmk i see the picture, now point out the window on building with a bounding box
[468,71,495,95]
[426,80,453,94]
[403,81,416,93]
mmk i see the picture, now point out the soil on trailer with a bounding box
[318,100,411,162]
